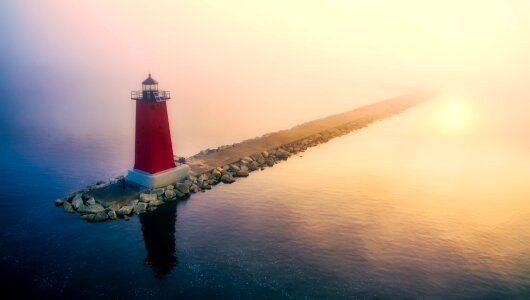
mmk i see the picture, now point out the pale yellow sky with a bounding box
[3,0,530,154]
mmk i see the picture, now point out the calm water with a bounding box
[1,100,530,299]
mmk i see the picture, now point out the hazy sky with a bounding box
[1,0,529,155]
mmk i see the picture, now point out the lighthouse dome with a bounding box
[142,74,158,85]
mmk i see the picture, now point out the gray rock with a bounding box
[77,202,105,214]
[164,189,176,199]
[152,188,165,196]
[228,164,241,172]
[134,202,148,214]
[71,194,83,210]
[147,206,158,212]
[101,201,121,211]
[149,200,164,207]
[116,206,133,216]
[81,193,91,201]
[249,161,260,170]
[63,202,74,213]
[190,184,201,193]
[80,214,95,221]
[250,153,265,164]
[140,193,157,203]
[86,198,96,205]
[166,185,174,190]
[54,199,64,207]
[128,199,139,207]
[106,208,117,220]
[235,170,249,177]
[93,211,109,222]
[175,183,190,194]
[221,174,235,183]
[116,199,138,216]
[210,169,222,179]
[276,149,290,159]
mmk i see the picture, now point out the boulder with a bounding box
[140,193,157,203]
[147,206,158,212]
[116,206,133,216]
[165,185,174,190]
[228,164,240,172]
[54,199,64,207]
[276,149,290,160]
[101,201,121,211]
[175,183,190,194]
[152,188,165,196]
[106,208,117,220]
[190,184,201,193]
[221,174,235,183]
[248,161,259,171]
[175,189,186,198]
[80,214,95,222]
[235,170,249,177]
[86,198,96,205]
[134,202,148,214]
[210,169,222,179]
[250,153,265,164]
[77,202,105,214]
[164,189,176,199]
[63,202,74,213]
[149,199,164,207]
[93,211,109,222]
[71,194,83,210]
[81,193,91,201]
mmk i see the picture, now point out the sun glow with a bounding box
[436,97,474,135]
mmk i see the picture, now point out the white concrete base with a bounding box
[127,165,190,188]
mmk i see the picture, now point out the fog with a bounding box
[1,0,529,156]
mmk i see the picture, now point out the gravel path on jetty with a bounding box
[54,93,431,222]
[186,93,428,175]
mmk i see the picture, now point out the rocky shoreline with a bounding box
[54,94,429,222]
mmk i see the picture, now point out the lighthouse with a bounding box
[127,74,189,188]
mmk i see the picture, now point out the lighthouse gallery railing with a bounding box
[131,90,171,101]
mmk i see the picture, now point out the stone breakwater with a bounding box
[53,93,430,222]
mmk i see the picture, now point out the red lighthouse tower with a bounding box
[127,74,189,188]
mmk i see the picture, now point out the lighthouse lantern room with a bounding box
[127,74,189,188]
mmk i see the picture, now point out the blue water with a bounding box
[1,101,530,299]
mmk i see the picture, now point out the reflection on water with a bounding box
[139,202,178,278]
[1,97,530,298]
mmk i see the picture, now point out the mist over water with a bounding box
[1,1,530,299]
[2,1,530,155]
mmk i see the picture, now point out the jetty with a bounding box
[54,93,430,222]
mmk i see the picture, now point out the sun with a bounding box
[436,97,473,135]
